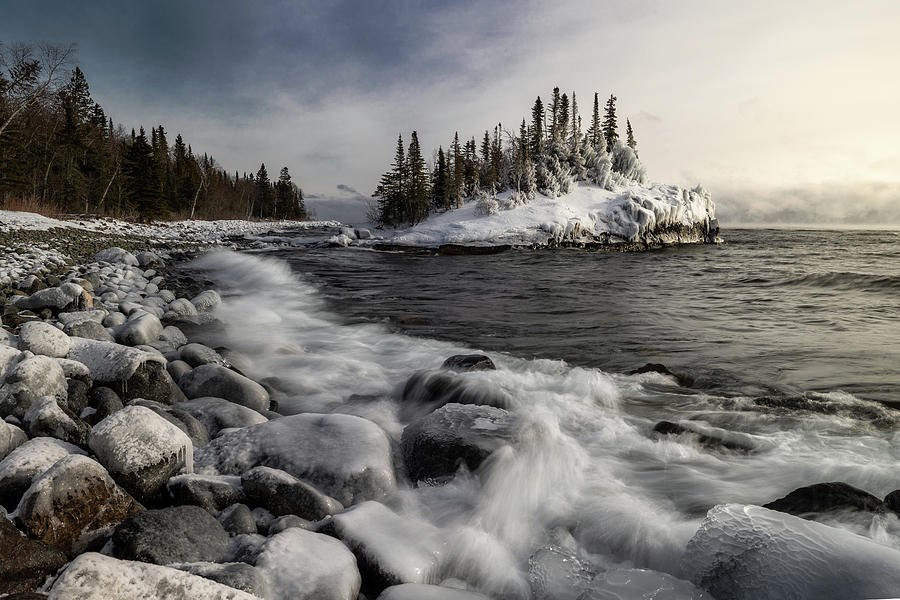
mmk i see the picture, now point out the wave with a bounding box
[772,271,900,292]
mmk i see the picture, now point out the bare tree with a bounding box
[0,42,74,138]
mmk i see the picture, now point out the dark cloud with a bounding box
[306,184,372,224]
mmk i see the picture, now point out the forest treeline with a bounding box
[0,42,307,221]
[373,87,645,227]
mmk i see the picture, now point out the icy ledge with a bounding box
[378,182,719,250]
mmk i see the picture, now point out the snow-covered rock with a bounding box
[15,454,142,552]
[0,420,26,461]
[376,584,491,600]
[0,437,86,510]
[175,397,268,437]
[174,562,269,598]
[90,405,194,502]
[67,337,164,383]
[179,364,270,412]
[192,289,222,312]
[0,344,23,380]
[93,247,139,266]
[17,321,72,357]
[682,503,900,599]
[115,311,164,346]
[241,466,342,520]
[23,395,90,447]
[255,527,361,600]
[12,282,89,312]
[194,413,395,506]
[48,552,259,599]
[111,505,229,565]
[0,354,68,419]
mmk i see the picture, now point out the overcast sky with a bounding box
[3,0,899,224]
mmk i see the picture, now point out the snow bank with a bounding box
[387,182,716,248]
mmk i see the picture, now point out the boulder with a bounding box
[130,399,210,447]
[93,247,138,266]
[0,355,67,419]
[175,562,269,598]
[628,362,694,387]
[136,251,164,268]
[0,517,67,596]
[0,344,23,379]
[180,342,229,368]
[111,505,229,565]
[441,354,496,372]
[161,325,188,347]
[0,419,27,461]
[65,378,90,414]
[0,328,18,347]
[400,370,511,421]
[191,289,222,312]
[579,568,709,600]
[57,309,106,326]
[179,365,269,412]
[401,403,516,483]
[115,312,164,347]
[324,501,442,595]
[763,482,886,517]
[55,358,91,384]
[12,283,89,312]
[168,298,199,318]
[0,437,86,510]
[376,585,491,600]
[47,552,258,599]
[652,420,758,453]
[241,466,342,520]
[114,360,187,405]
[255,527,361,600]
[64,318,115,342]
[88,386,124,423]
[195,413,395,506]
[176,396,268,437]
[885,490,900,514]
[15,454,142,553]
[17,321,71,358]
[167,474,245,513]
[90,405,193,503]
[23,395,91,447]
[167,359,192,381]
[269,514,310,534]
[218,503,257,536]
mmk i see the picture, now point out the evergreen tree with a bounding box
[549,87,560,141]
[626,118,637,156]
[530,97,544,158]
[123,127,160,218]
[275,166,302,219]
[431,146,449,210]
[450,132,463,208]
[373,134,407,225]
[406,131,430,224]
[558,92,569,143]
[589,92,606,152]
[602,94,618,149]
[255,163,273,218]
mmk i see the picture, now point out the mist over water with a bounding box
[187,228,900,597]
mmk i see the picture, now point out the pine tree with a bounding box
[373,134,407,225]
[626,118,637,156]
[123,127,160,218]
[530,97,544,158]
[558,93,569,143]
[431,146,449,210]
[450,132,464,208]
[602,94,618,149]
[549,87,560,141]
[406,131,430,224]
[275,166,301,219]
[255,163,273,218]
[589,92,605,152]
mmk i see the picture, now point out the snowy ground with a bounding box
[373,181,718,248]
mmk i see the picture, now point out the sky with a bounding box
[2,0,899,224]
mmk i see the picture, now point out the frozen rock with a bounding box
[176,397,268,437]
[57,309,106,326]
[0,420,26,461]
[102,311,126,327]
[242,466,342,520]
[180,342,229,367]
[192,289,222,312]
[0,355,68,419]
[15,454,142,552]
[324,500,442,594]
[168,298,199,318]
[376,584,491,600]
[179,365,269,412]
[54,357,92,382]
[195,413,395,506]
[0,516,67,596]
[175,562,269,598]
[0,344,23,380]
[90,405,194,503]
[64,318,115,342]
[48,552,259,599]
[682,503,900,600]
[0,328,17,347]
[255,527,361,600]
[12,283,89,312]
[402,403,516,483]
[159,289,176,303]
[528,544,596,600]
[167,474,245,513]
[579,568,712,600]
[93,247,139,266]
[111,505,229,565]
[136,251,164,268]
[0,437,86,510]
[219,503,257,535]
[130,398,210,447]
[115,311,163,346]
[23,395,91,447]
[17,321,72,357]
[161,325,188,347]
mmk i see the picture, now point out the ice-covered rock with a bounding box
[0,328,17,347]
[180,342,229,367]
[191,289,222,312]
[94,247,139,266]
[528,544,596,600]
[15,454,142,552]
[111,505,229,565]
[324,500,442,594]
[57,309,106,326]
[0,354,68,419]
[136,250,164,268]
[67,337,164,382]
[167,474,245,513]
[0,344,23,380]
[175,562,269,598]
[255,527,361,600]
[23,395,91,447]
[130,398,210,447]
[0,516,67,596]
[168,297,199,317]
[242,466,342,520]
[376,584,491,600]
[168,358,192,381]
[17,321,72,357]
[115,311,164,346]
[0,419,26,461]
[64,318,115,342]
[579,568,712,599]
[90,405,194,502]
[194,413,395,506]
[12,282,89,312]
[0,437,86,510]
[682,504,900,600]
[175,397,268,437]
[161,325,188,347]
[48,552,259,599]
[402,403,516,483]
[55,357,92,382]
[179,364,270,412]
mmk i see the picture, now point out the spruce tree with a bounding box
[530,97,544,158]
[549,87,560,141]
[255,163,273,218]
[450,132,463,208]
[589,92,604,151]
[373,134,407,225]
[406,131,430,224]
[431,146,449,210]
[626,118,637,156]
[602,94,618,149]
[558,93,569,143]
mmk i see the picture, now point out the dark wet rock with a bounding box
[225,533,267,564]
[441,354,496,372]
[179,342,229,368]
[176,562,269,598]
[218,503,257,536]
[167,474,244,513]
[89,405,193,504]
[23,396,91,448]
[323,501,442,596]
[0,438,86,510]
[66,378,90,415]
[194,413,395,507]
[179,364,269,412]
[167,359,192,381]
[15,454,142,553]
[0,517,67,595]
[885,490,900,515]
[130,399,210,448]
[175,397,268,437]
[753,393,898,429]
[401,403,516,483]
[438,244,511,256]
[63,318,115,342]
[241,466,343,520]
[109,359,187,405]
[629,363,694,387]
[87,386,123,424]
[112,505,229,565]
[652,420,757,453]
[763,482,886,517]
[400,369,511,421]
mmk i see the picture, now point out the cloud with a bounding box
[306,184,372,224]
